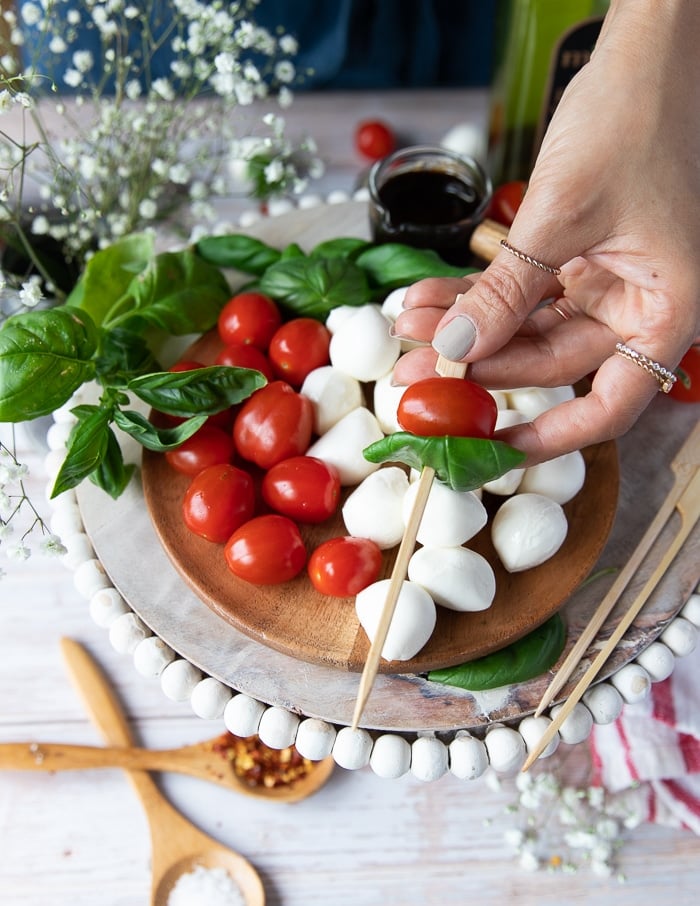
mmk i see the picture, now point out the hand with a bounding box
[393,0,700,465]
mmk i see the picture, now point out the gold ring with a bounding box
[500,239,562,275]
[548,302,572,321]
[614,342,677,393]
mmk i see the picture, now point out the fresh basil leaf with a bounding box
[356,243,474,289]
[311,237,371,260]
[89,425,135,499]
[281,242,305,260]
[0,307,98,421]
[427,613,566,691]
[128,365,265,416]
[195,234,282,274]
[51,404,113,498]
[66,233,154,324]
[363,433,526,492]
[113,249,231,335]
[94,327,159,386]
[259,255,370,319]
[113,409,207,451]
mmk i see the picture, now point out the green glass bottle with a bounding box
[487,0,610,186]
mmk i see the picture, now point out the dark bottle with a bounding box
[487,0,609,186]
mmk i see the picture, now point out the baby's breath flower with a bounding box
[5,541,30,561]
[1,0,321,295]
[18,279,43,307]
[41,534,67,556]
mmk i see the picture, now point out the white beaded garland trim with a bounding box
[43,196,700,782]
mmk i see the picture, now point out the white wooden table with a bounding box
[2,90,700,906]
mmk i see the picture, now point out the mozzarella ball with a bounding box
[373,371,405,434]
[355,579,436,661]
[441,121,487,162]
[380,286,408,322]
[380,286,424,352]
[306,407,383,485]
[519,450,586,504]
[481,409,527,496]
[342,466,410,549]
[507,385,575,419]
[301,365,363,435]
[491,493,568,572]
[325,303,371,334]
[329,304,400,381]
[489,389,510,410]
[408,545,495,612]
[403,479,487,547]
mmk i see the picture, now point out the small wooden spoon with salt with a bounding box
[60,637,265,906]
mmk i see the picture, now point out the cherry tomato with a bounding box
[182,463,255,543]
[308,536,383,597]
[233,381,313,469]
[262,456,341,524]
[354,119,396,161]
[397,377,497,438]
[268,318,331,388]
[217,292,282,350]
[215,342,275,382]
[224,514,307,584]
[669,345,700,402]
[165,423,235,476]
[486,180,527,227]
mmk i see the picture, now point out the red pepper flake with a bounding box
[209,731,315,789]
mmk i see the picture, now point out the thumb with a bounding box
[432,228,563,363]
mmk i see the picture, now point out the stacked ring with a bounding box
[614,342,677,393]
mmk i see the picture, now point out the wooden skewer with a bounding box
[535,422,700,716]
[522,466,700,772]
[350,353,467,731]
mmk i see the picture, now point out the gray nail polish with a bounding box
[432,316,476,360]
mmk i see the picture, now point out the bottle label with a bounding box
[533,17,604,166]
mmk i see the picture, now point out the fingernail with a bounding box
[432,316,476,360]
[388,324,408,339]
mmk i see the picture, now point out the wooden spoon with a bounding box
[0,732,334,803]
[60,637,265,906]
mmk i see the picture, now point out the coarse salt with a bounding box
[167,864,246,906]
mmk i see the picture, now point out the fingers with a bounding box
[431,254,562,363]
[496,355,659,465]
[394,305,618,390]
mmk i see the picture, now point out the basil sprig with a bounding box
[363,432,526,492]
[427,613,566,691]
[0,234,261,499]
[195,234,472,320]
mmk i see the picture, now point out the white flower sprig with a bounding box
[0,0,323,299]
[485,756,647,880]
[0,427,66,573]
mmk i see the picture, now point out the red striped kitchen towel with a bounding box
[589,644,700,834]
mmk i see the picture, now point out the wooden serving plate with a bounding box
[142,328,619,674]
